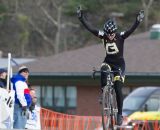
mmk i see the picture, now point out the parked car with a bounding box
[122,86,160,129]
[123,86,160,116]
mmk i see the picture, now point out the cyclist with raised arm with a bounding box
[77,7,144,125]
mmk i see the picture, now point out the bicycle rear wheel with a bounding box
[101,86,111,130]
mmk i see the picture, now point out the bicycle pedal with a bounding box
[114,125,133,129]
[113,109,118,112]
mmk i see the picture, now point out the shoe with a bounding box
[117,114,123,126]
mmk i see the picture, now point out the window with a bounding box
[41,85,77,112]
[66,86,77,107]
[123,96,146,110]
[54,86,65,107]
[145,91,160,111]
[42,86,53,107]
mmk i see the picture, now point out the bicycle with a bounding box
[92,66,122,130]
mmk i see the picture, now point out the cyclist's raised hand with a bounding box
[77,6,83,18]
[137,10,145,22]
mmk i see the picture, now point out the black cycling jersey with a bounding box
[79,13,140,75]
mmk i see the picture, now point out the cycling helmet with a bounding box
[103,19,117,34]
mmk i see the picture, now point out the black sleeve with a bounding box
[78,13,101,38]
[121,19,140,39]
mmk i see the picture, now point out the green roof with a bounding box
[29,72,160,87]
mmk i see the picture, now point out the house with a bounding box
[12,32,160,116]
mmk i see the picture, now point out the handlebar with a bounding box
[92,68,122,80]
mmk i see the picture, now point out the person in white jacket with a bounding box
[11,66,32,129]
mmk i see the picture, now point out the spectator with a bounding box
[0,68,7,89]
[11,66,32,129]
[25,88,40,129]
[29,88,37,112]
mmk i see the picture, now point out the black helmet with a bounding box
[103,19,117,34]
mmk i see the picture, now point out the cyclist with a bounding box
[77,7,144,125]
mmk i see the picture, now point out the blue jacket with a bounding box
[11,74,31,107]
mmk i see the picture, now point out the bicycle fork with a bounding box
[110,90,118,130]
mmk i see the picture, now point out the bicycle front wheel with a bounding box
[101,86,111,130]
[110,88,118,129]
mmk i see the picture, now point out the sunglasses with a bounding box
[23,70,29,73]
[108,33,115,36]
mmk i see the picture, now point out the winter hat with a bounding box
[18,66,29,73]
[0,68,7,74]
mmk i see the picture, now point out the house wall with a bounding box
[29,74,160,116]
[76,85,101,116]
[75,84,137,116]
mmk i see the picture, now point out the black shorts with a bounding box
[103,57,125,77]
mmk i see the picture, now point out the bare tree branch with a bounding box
[28,18,55,50]
[54,6,62,54]
[147,0,154,8]
[141,0,154,31]
[141,0,154,9]
[39,6,58,26]
[62,22,79,28]
[141,0,147,8]
[0,13,15,17]
[50,0,58,10]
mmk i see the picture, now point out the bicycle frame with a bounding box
[92,69,122,130]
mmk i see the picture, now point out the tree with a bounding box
[17,14,29,57]
[27,0,79,54]
[0,0,159,57]
[141,0,154,31]
[1,0,80,56]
